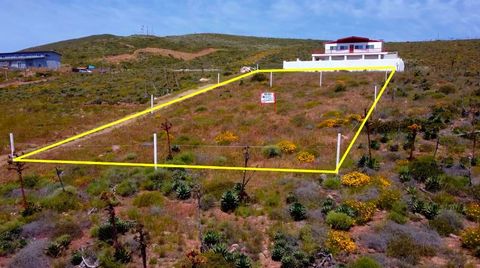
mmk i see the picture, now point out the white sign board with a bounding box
[260,92,276,104]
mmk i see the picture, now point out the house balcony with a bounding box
[323,48,383,54]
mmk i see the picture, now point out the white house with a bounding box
[283,36,404,72]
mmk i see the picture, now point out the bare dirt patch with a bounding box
[105,47,218,63]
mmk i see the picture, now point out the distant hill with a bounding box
[21,33,480,72]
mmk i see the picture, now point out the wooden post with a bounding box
[319,71,323,87]
[150,94,154,114]
[217,73,220,84]
[336,133,341,168]
[161,119,173,160]
[385,71,388,82]
[153,133,157,170]
[374,85,377,102]
[269,72,273,87]
[9,133,14,158]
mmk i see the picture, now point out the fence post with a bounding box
[153,133,158,170]
[269,72,273,87]
[9,133,14,158]
[319,71,323,87]
[150,94,154,114]
[336,133,341,168]
[217,73,220,84]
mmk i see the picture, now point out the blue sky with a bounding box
[1,0,479,51]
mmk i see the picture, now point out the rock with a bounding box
[112,145,120,152]
[229,243,239,253]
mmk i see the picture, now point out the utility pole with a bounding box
[161,119,173,160]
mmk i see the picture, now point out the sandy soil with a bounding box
[105,47,218,63]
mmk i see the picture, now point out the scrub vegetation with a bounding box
[0,34,479,267]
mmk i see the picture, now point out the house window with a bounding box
[354,45,363,49]
[366,45,374,49]
[339,45,348,50]
[330,46,337,50]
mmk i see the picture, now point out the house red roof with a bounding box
[325,36,381,44]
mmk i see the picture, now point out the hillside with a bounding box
[0,34,480,267]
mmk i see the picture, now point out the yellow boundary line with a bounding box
[14,66,396,174]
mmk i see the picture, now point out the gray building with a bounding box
[0,51,61,70]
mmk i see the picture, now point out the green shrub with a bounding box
[430,209,463,236]
[0,224,26,256]
[376,189,401,210]
[234,254,252,268]
[408,196,425,214]
[250,73,267,82]
[71,251,82,265]
[175,182,191,200]
[386,234,434,264]
[438,84,456,95]
[388,211,407,224]
[409,156,442,182]
[425,176,441,192]
[173,152,195,164]
[132,191,164,207]
[97,219,133,242]
[333,83,347,92]
[262,145,282,158]
[357,155,380,170]
[114,246,132,263]
[370,140,380,150]
[326,211,354,230]
[23,174,41,188]
[388,201,408,224]
[422,202,440,219]
[398,166,411,182]
[116,180,137,197]
[323,177,341,189]
[348,256,381,268]
[143,169,172,190]
[87,179,110,196]
[220,191,239,213]
[285,192,297,204]
[289,202,307,221]
[321,198,336,214]
[45,234,72,257]
[203,230,221,248]
[200,194,216,211]
[41,187,80,212]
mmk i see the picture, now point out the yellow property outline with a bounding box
[13,66,396,174]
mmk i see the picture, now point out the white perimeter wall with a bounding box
[283,58,405,72]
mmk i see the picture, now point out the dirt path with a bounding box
[105,47,218,63]
[0,78,50,89]
[0,83,214,167]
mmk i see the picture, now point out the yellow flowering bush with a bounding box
[277,140,297,154]
[317,118,346,128]
[214,131,238,145]
[341,172,371,187]
[344,200,376,224]
[347,113,363,122]
[461,226,480,256]
[326,230,356,254]
[296,151,315,163]
[465,203,480,222]
[373,176,391,188]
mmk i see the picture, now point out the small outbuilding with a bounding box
[0,51,61,70]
